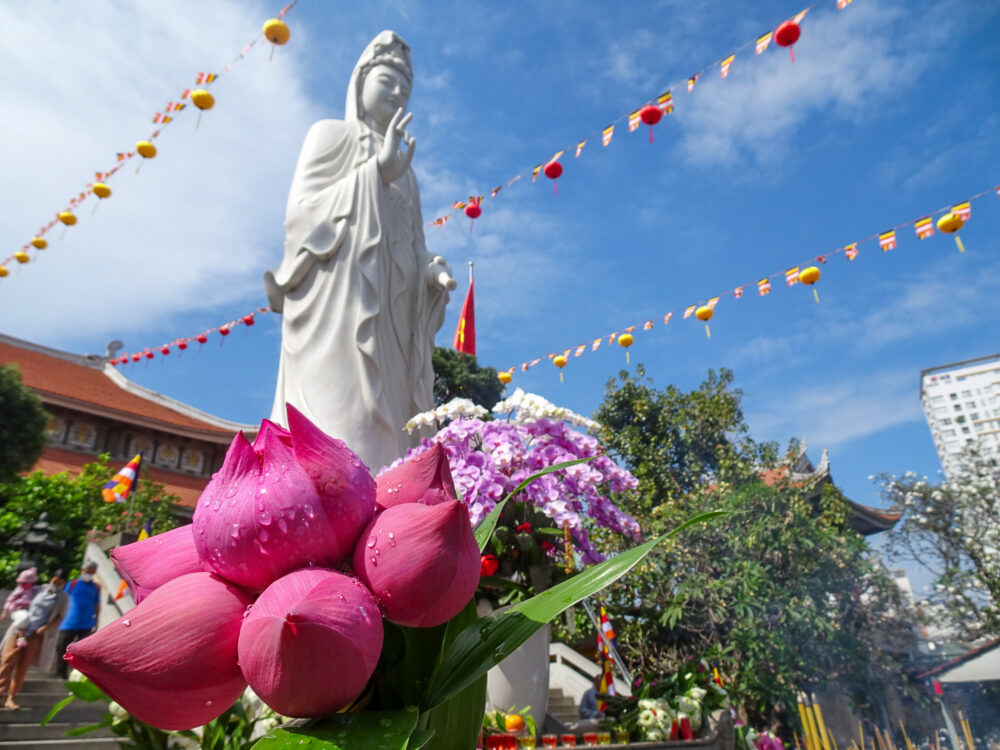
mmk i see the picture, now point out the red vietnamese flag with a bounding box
[453,279,476,355]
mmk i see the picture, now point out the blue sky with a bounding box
[1,1,998,589]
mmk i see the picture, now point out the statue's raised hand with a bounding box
[377,108,415,184]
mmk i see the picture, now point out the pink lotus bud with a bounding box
[111,525,204,604]
[376,442,457,512]
[353,500,479,627]
[238,568,383,717]
[193,405,376,591]
[65,572,252,731]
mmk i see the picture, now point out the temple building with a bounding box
[0,333,254,512]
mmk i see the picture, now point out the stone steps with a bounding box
[0,669,115,748]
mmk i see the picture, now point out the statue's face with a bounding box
[361,64,411,130]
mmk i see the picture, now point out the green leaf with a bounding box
[252,708,420,749]
[422,511,726,709]
[65,717,113,736]
[41,694,76,726]
[406,729,436,750]
[65,678,109,702]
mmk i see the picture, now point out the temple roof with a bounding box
[0,333,253,443]
[763,442,903,536]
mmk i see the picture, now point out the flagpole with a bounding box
[581,598,633,686]
[468,261,474,284]
[124,453,142,534]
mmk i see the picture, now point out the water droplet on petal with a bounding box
[304,505,316,519]
[370,556,377,566]
[206,700,213,706]
[123,619,131,627]
[366,535,377,548]
[387,532,396,546]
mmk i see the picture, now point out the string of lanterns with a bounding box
[102,307,273,366]
[0,2,296,281]
[494,186,998,383]
[429,0,833,230]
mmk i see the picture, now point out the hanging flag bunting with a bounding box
[845,242,859,260]
[663,312,673,325]
[607,331,619,344]
[532,164,542,182]
[452,279,475,355]
[683,305,696,319]
[707,296,720,309]
[657,92,674,115]
[793,8,810,24]
[643,320,654,331]
[575,139,588,158]
[879,230,897,251]
[734,286,744,299]
[628,109,642,132]
[837,0,852,8]
[592,338,602,352]
[575,344,586,357]
[491,186,501,198]
[602,125,615,147]
[756,32,773,55]
[5,2,300,278]
[785,267,800,286]
[451,200,467,210]
[720,55,735,78]
[952,202,971,221]
[758,278,772,296]
[687,73,700,93]
[102,454,142,504]
[915,217,934,239]
[196,72,218,85]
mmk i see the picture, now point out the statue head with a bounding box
[346,31,413,132]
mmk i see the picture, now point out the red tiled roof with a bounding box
[35,446,207,508]
[0,339,236,437]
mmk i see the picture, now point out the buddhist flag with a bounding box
[196,72,217,84]
[451,200,467,210]
[815,254,828,264]
[532,164,542,182]
[491,185,501,198]
[837,0,852,8]
[643,320,654,331]
[663,312,673,325]
[756,32,773,54]
[592,338,602,352]
[153,112,164,123]
[687,73,700,92]
[137,518,152,541]
[452,279,475,355]
[785,267,800,286]
[608,332,618,345]
[574,344,586,357]
[683,305,696,319]
[114,579,129,601]
[793,8,810,24]
[734,286,744,299]
[721,55,735,78]
[879,230,897,251]
[103,454,142,503]
[597,603,618,711]
[602,125,614,147]
[915,217,934,239]
[658,92,674,115]
[628,109,642,132]
[758,278,771,296]
[507,175,522,187]
[845,242,858,260]
[575,139,588,158]
[952,202,971,221]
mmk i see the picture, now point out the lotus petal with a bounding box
[111,524,204,604]
[353,501,479,627]
[65,572,252,731]
[238,568,382,717]
[376,442,456,512]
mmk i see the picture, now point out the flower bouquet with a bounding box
[59,405,720,749]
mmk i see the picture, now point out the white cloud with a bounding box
[0,1,320,346]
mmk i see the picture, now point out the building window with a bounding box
[961,426,970,434]
[941,418,952,425]
[47,416,67,444]
[975,423,986,433]
[956,415,966,424]
[966,402,977,409]
[128,435,154,457]
[931,395,945,404]
[155,443,181,469]
[954,404,962,412]
[67,422,97,450]
[961,390,972,397]
[971,413,980,421]
[181,449,205,474]
[942,429,956,437]
[934,408,948,417]
[950,393,959,400]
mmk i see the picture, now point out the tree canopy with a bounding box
[432,347,504,410]
[593,366,916,726]
[0,363,49,483]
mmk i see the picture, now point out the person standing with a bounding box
[1,568,40,622]
[0,570,67,709]
[55,562,101,679]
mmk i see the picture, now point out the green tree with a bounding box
[0,363,49,483]
[880,447,1000,641]
[0,456,182,583]
[594,367,916,727]
[432,347,504,410]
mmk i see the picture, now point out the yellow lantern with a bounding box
[92,182,111,199]
[936,213,965,252]
[695,305,714,339]
[0,266,8,278]
[30,237,47,250]
[553,353,569,382]
[190,89,215,128]
[498,371,512,385]
[14,251,29,264]
[263,18,290,60]
[135,140,157,172]
[799,265,821,303]
[618,332,634,363]
[59,211,77,226]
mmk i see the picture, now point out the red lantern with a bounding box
[144,351,155,360]
[219,325,231,336]
[774,20,801,61]
[160,346,170,355]
[242,315,255,326]
[465,197,482,232]
[196,334,208,344]
[177,340,188,351]
[543,160,562,195]
[109,358,119,366]
[639,104,661,143]
[131,354,141,363]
